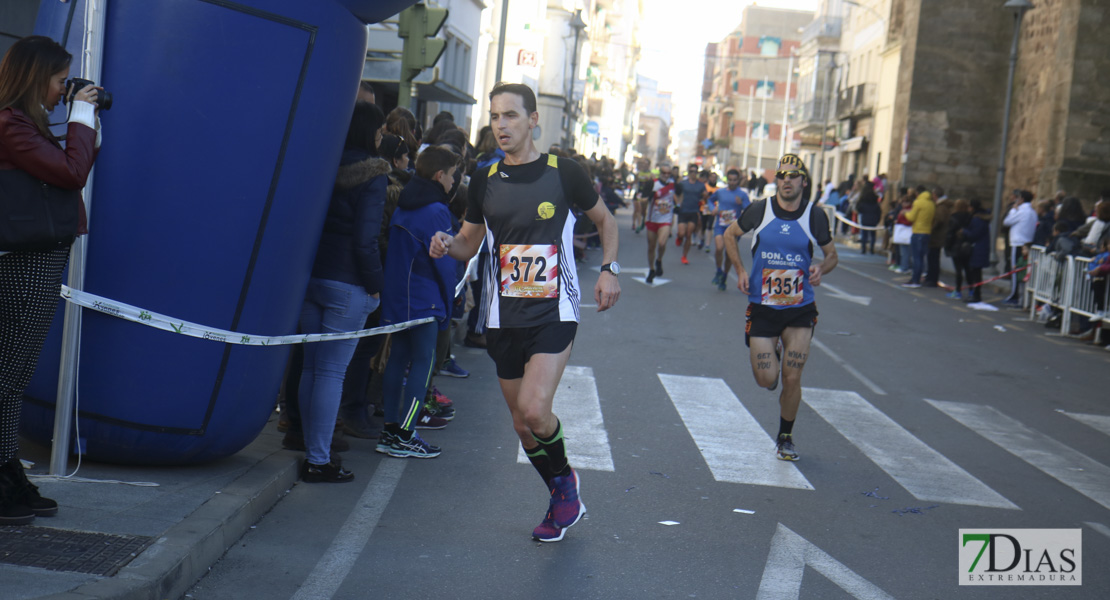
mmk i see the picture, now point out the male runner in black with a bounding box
[430,83,620,542]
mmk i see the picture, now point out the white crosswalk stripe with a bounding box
[516,365,615,472]
[1059,410,1110,438]
[659,373,813,490]
[510,368,1104,511]
[928,399,1110,511]
[804,389,1018,509]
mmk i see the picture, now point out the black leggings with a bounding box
[951,256,970,292]
[966,266,984,301]
[0,248,70,464]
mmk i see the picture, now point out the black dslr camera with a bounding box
[66,78,113,111]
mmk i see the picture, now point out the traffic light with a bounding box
[398,3,448,80]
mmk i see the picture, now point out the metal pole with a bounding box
[52,0,107,476]
[779,53,794,158]
[756,77,768,177]
[989,10,1025,269]
[816,54,835,198]
[742,84,754,171]
[566,26,581,149]
[494,0,509,84]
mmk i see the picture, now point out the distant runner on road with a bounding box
[644,164,676,284]
[708,168,750,291]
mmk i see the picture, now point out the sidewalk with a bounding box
[1,415,299,600]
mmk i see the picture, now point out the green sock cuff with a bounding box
[532,419,563,445]
[525,445,548,458]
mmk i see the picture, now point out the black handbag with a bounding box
[0,168,80,252]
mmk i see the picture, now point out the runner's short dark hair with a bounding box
[490,82,537,114]
[416,146,458,180]
[727,168,740,178]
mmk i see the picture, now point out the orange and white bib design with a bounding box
[718,209,737,226]
[500,244,559,299]
[761,268,805,306]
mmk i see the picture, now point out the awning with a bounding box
[362,57,476,105]
[839,136,867,152]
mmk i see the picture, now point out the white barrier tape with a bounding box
[59,285,434,346]
[456,255,478,298]
[832,211,884,231]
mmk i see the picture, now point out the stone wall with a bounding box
[885,0,918,189]
[893,0,1109,208]
[1058,0,1110,205]
[1005,0,1072,200]
[897,0,1012,204]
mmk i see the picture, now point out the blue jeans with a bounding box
[859,229,875,253]
[898,244,913,271]
[382,321,439,431]
[298,278,377,465]
[910,233,930,284]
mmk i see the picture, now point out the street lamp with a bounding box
[989,0,1034,269]
[564,9,588,150]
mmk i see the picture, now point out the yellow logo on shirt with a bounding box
[537,202,556,220]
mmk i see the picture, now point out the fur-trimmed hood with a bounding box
[335,152,391,192]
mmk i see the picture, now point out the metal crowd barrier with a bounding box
[1025,244,1109,335]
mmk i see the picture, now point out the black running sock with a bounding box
[384,422,403,436]
[778,417,795,438]
[533,419,571,477]
[523,443,556,489]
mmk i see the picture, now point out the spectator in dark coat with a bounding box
[1055,196,1086,234]
[945,199,973,299]
[961,199,992,303]
[1033,199,1056,246]
[856,181,881,254]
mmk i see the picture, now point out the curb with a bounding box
[37,450,300,600]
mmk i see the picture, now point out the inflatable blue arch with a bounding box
[20,0,417,465]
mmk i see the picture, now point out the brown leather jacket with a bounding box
[0,107,97,234]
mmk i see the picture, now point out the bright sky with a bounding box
[638,0,819,133]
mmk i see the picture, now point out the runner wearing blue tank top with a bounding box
[430,83,620,543]
[708,168,751,291]
[723,154,837,461]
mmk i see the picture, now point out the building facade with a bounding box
[792,0,1109,207]
[698,5,813,179]
[634,74,672,166]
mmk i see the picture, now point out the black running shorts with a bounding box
[486,321,578,379]
[676,212,699,225]
[745,302,818,347]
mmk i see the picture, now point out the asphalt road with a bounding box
[186,205,1109,600]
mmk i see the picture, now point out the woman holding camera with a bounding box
[0,36,101,524]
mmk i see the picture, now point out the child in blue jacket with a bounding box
[377,146,459,458]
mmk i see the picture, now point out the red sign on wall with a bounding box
[517,49,537,67]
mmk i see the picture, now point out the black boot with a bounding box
[1,459,54,519]
[0,485,34,525]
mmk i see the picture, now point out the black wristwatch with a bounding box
[600,262,621,276]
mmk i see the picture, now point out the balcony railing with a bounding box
[802,16,842,43]
[836,83,876,118]
[795,99,830,127]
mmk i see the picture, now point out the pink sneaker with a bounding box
[531,508,565,542]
